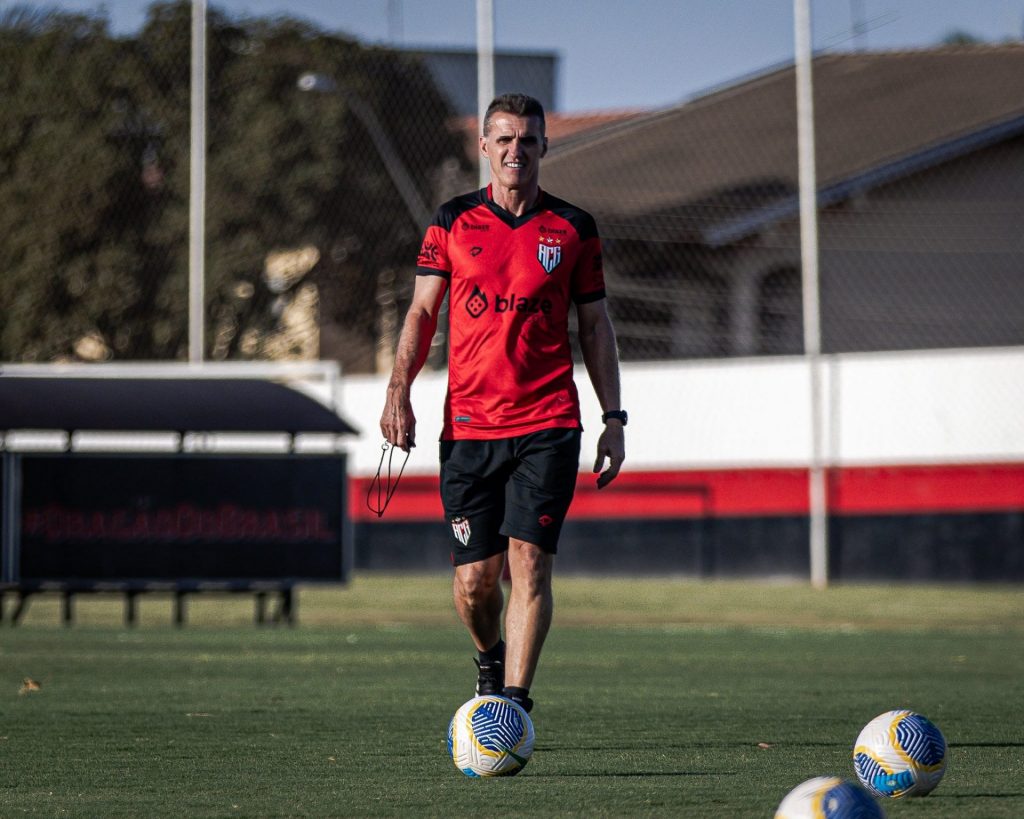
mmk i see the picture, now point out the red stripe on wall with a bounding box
[569,469,810,517]
[830,463,1024,514]
[349,463,1024,523]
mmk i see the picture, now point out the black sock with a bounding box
[503,685,529,703]
[479,639,505,665]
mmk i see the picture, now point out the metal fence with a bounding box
[2,1,1023,375]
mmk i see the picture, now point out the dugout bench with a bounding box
[0,373,357,626]
[0,581,297,627]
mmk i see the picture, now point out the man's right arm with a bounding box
[380,274,449,451]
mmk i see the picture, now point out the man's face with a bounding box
[480,113,547,192]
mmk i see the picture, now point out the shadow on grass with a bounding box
[950,742,1024,748]
[539,743,796,751]
[537,771,739,778]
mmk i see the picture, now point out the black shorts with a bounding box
[439,427,582,566]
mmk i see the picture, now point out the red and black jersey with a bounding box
[416,186,605,440]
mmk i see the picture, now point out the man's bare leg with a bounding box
[503,538,553,691]
[453,552,506,651]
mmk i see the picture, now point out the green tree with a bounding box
[0,2,469,370]
[941,29,984,46]
[0,7,182,360]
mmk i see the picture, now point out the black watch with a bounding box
[601,410,628,426]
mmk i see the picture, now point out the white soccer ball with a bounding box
[853,709,947,797]
[775,776,884,818]
[447,695,534,777]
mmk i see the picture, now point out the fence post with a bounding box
[794,0,829,588]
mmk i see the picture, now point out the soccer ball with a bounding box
[775,777,884,818]
[447,695,534,777]
[853,710,947,797]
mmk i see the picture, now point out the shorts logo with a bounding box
[466,285,488,318]
[538,514,554,527]
[537,239,562,274]
[451,516,472,546]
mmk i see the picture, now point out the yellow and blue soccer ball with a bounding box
[775,776,884,818]
[447,695,534,777]
[853,709,947,797]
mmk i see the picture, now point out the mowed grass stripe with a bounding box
[7,575,1023,630]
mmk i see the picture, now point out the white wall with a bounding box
[339,347,1024,476]
[833,347,1024,465]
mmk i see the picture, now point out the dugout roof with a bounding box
[0,377,358,435]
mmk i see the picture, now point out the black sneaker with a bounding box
[474,658,504,696]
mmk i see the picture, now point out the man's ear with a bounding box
[541,137,548,157]
[479,135,489,157]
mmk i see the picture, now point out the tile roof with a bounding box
[540,45,1024,243]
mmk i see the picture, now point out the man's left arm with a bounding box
[577,298,625,488]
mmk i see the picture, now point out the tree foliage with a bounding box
[940,29,984,46]
[0,2,470,370]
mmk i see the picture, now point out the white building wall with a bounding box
[340,347,1024,477]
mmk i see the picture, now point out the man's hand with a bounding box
[379,275,448,452]
[380,383,417,452]
[593,422,625,488]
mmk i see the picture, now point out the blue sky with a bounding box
[29,0,1024,110]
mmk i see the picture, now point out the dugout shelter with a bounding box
[0,364,358,626]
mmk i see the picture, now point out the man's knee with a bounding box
[508,540,553,591]
[454,557,504,602]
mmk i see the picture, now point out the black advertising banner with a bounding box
[1,452,13,583]
[19,454,347,583]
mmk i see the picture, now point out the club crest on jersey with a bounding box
[451,516,472,546]
[537,238,562,274]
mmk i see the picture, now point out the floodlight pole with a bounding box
[794,0,829,589]
[476,0,495,188]
[188,0,207,363]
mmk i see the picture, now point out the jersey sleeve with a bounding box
[416,221,451,278]
[571,227,606,304]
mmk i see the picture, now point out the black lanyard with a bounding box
[365,441,410,518]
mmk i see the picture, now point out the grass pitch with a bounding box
[1,576,1022,817]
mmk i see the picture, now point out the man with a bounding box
[380,93,625,714]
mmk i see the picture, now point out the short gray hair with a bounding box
[482,93,546,137]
